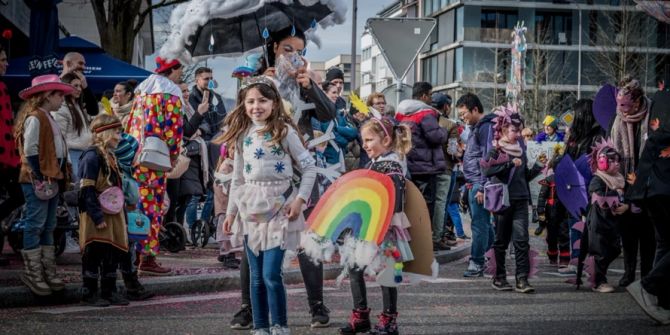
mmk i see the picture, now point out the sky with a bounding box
[150,0,397,99]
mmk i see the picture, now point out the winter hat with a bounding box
[115,132,139,171]
[543,115,559,130]
[325,67,344,83]
[431,92,452,110]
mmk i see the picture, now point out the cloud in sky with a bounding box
[150,0,397,98]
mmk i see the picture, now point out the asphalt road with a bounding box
[0,230,666,335]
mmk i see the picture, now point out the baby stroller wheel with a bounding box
[190,220,210,248]
[159,221,186,253]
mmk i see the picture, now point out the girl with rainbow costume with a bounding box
[303,117,414,335]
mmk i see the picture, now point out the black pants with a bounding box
[493,200,530,279]
[642,195,670,309]
[618,211,656,281]
[165,179,194,224]
[412,174,437,220]
[349,267,397,313]
[546,216,570,261]
[82,242,121,296]
[584,218,621,286]
[0,166,24,219]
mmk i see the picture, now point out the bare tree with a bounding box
[90,0,189,63]
[585,0,658,85]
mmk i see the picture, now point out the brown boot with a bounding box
[139,255,172,276]
[41,245,65,291]
[20,248,52,296]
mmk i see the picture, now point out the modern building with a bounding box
[416,0,670,123]
[325,54,361,98]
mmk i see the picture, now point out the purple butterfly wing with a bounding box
[593,84,617,135]
[555,155,588,219]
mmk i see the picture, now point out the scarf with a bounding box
[594,170,625,191]
[610,97,650,176]
[111,101,133,119]
[494,138,523,157]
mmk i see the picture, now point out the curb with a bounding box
[0,243,470,308]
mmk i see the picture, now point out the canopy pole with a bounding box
[254,12,270,69]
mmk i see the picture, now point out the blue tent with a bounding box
[5,36,152,97]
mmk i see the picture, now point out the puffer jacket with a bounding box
[394,99,448,175]
[462,113,496,189]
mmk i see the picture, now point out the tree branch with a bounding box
[90,0,108,26]
[133,0,189,36]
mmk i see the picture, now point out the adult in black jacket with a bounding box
[627,89,670,322]
[189,67,227,141]
[165,82,209,225]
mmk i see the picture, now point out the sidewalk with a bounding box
[0,234,471,308]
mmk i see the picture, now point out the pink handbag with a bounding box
[99,186,124,215]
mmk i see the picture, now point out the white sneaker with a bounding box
[251,329,271,335]
[269,325,290,335]
[627,280,670,325]
[592,283,615,293]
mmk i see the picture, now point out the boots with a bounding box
[41,245,65,291]
[139,255,172,276]
[20,248,52,296]
[101,277,129,306]
[122,272,154,301]
[369,311,398,335]
[81,277,110,307]
[218,253,241,269]
[339,307,371,334]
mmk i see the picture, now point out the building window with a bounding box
[481,9,519,30]
[424,0,452,16]
[362,47,372,61]
[535,11,573,45]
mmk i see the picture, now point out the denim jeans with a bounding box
[69,149,84,183]
[245,243,287,329]
[432,173,452,241]
[20,183,59,250]
[447,203,465,237]
[468,186,494,265]
[185,190,214,228]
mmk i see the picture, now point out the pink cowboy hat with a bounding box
[19,74,75,100]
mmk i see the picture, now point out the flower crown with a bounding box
[240,75,276,90]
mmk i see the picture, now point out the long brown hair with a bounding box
[90,114,121,185]
[61,72,86,135]
[213,82,301,150]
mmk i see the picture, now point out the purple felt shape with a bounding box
[556,155,588,219]
[593,84,618,135]
[573,240,581,250]
[573,221,585,233]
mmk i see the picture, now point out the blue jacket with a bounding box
[535,131,565,143]
[311,111,358,165]
[463,113,496,190]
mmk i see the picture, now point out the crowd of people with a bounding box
[0,22,669,334]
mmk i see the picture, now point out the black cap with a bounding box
[325,67,344,83]
[431,92,452,109]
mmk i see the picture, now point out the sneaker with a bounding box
[104,292,130,306]
[627,280,670,325]
[251,329,271,335]
[534,226,545,236]
[492,278,513,291]
[310,301,330,328]
[558,264,576,275]
[218,254,241,269]
[592,283,615,293]
[230,304,253,330]
[463,261,484,277]
[515,278,535,293]
[433,240,451,251]
[457,235,471,241]
[81,295,110,307]
[269,325,290,335]
[139,256,173,276]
